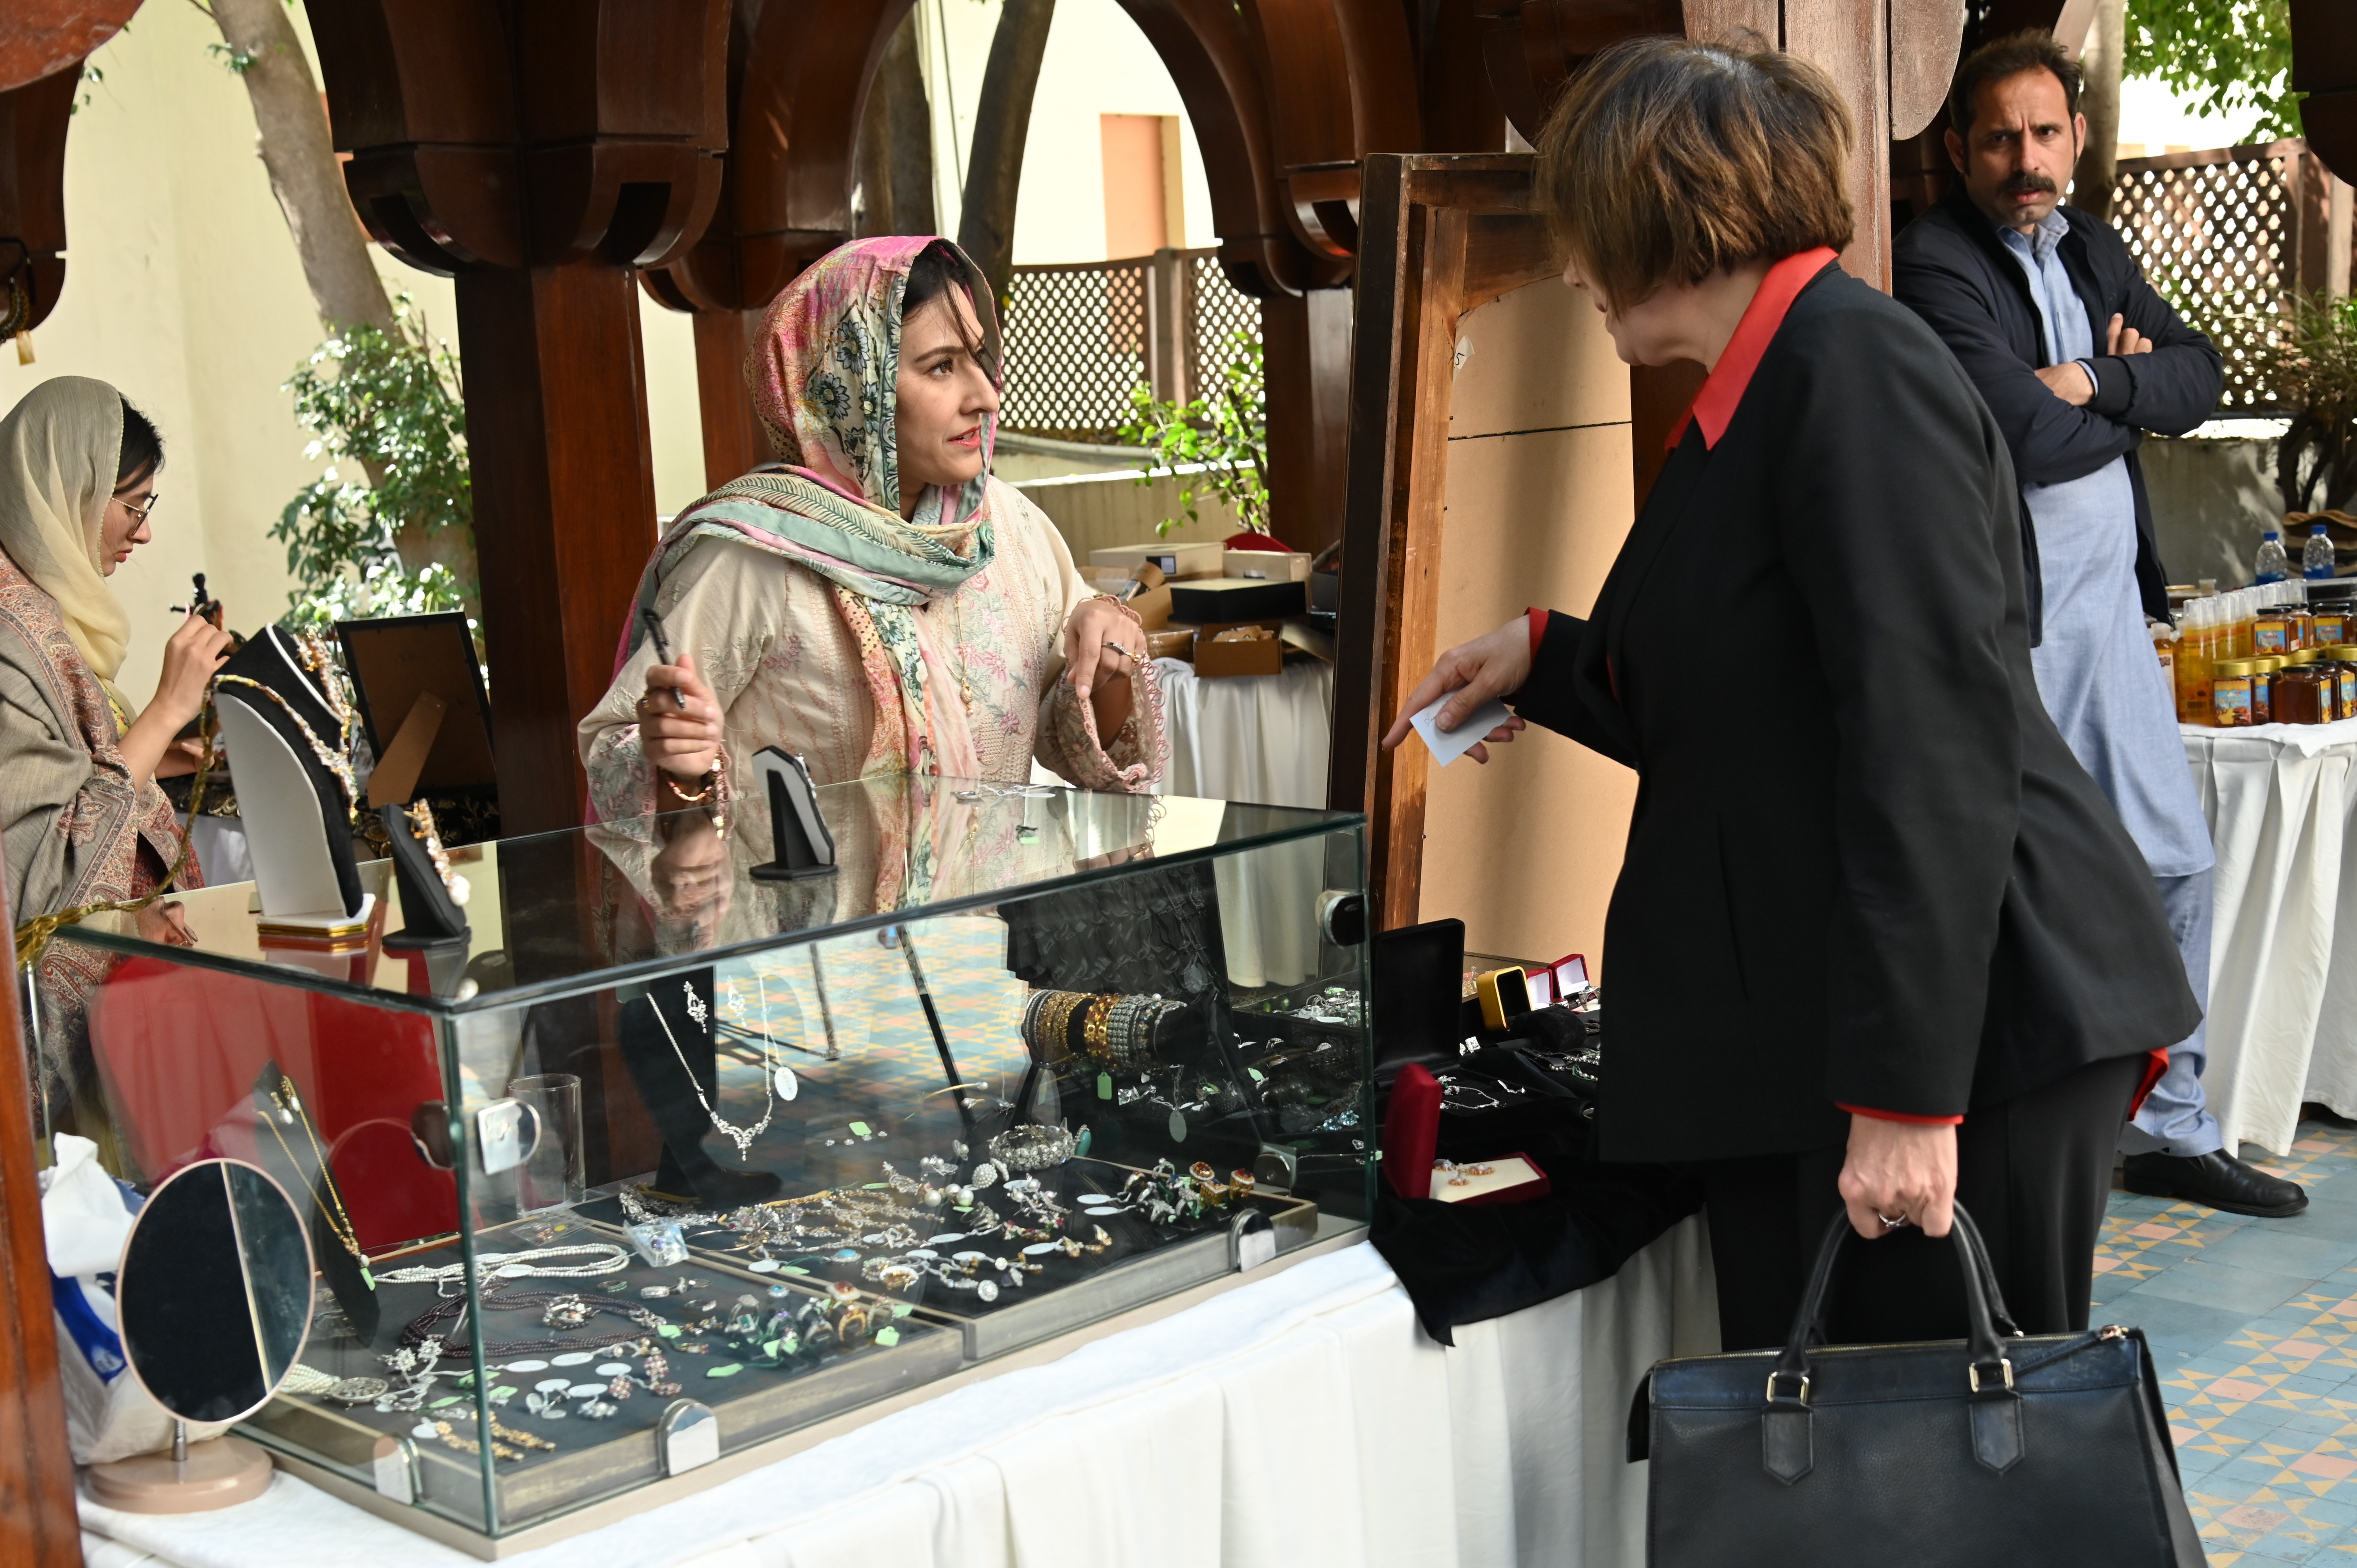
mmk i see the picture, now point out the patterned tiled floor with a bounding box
[2099,1117,2357,1563]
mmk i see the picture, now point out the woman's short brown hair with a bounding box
[1535,37,1853,310]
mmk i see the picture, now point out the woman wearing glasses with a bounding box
[0,376,231,932]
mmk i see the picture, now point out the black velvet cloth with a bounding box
[1369,1044,1701,1346]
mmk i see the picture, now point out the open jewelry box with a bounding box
[35,773,1372,1553]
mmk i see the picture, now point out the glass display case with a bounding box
[28,775,1369,1545]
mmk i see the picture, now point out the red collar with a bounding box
[1664,247,1839,452]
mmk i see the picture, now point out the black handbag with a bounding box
[1628,1203,2203,1567]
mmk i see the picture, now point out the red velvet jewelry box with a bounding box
[1381,1063,1551,1206]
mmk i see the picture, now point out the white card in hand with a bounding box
[1410,692,1512,766]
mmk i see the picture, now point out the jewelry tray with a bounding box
[242,1217,965,1534]
[574,1158,1321,1361]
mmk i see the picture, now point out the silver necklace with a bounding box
[646,980,775,1160]
[374,1243,631,1284]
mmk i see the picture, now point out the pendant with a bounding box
[775,1067,799,1101]
[361,1266,376,1289]
[1168,1110,1187,1143]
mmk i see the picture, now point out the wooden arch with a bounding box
[642,0,1488,549]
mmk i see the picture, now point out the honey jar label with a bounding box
[2342,671,2355,715]
[2256,623,2288,652]
[2212,684,2253,725]
[2320,616,2349,643]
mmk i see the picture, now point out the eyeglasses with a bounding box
[113,491,160,525]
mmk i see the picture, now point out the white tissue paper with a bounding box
[41,1135,232,1462]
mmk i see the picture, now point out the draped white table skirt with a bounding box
[78,1224,1717,1568]
[2185,719,2357,1154]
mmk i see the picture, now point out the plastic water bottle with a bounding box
[2306,523,2336,581]
[2256,530,2289,584]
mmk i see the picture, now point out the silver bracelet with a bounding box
[987,1123,1077,1174]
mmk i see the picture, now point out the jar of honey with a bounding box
[2210,660,2256,727]
[2254,604,2293,656]
[2277,663,2332,724]
[2315,606,2352,646]
[2330,646,2357,719]
[2253,657,2281,723]
[2286,605,2315,651]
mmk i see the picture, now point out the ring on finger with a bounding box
[1876,1211,1908,1231]
[1104,640,1136,662]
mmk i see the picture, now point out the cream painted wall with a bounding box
[1416,278,1638,976]
[0,3,707,714]
[916,0,1216,262]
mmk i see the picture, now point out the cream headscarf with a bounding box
[0,377,132,681]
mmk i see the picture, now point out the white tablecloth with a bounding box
[2185,718,2357,1153]
[78,1224,1716,1568]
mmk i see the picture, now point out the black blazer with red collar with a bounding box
[1510,260,2198,1165]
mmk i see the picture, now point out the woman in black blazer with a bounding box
[1386,39,2198,1350]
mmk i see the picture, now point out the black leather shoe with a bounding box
[2122,1150,2308,1217]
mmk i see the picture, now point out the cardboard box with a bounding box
[1193,626,1284,678]
[1146,628,1198,661]
[1090,541,1224,580]
[1169,577,1307,623]
[1223,548,1311,583]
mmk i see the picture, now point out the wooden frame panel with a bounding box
[1329,154,1562,931]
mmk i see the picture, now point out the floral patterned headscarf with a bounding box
[620,237,1002,779]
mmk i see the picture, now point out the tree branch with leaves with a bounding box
[1118,331,1272,539]
[2126,0,2298,143]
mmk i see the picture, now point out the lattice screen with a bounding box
[999,251,1265,443]
[1189,254,1264,396]
[999,260,1151,443]
[2106,148,2295,411]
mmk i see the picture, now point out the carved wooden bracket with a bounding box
[0,67,74,334]
[307,0,730,276]
[0,0,140,93]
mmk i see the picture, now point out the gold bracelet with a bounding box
[1082,994,1117,1062]
[1039,992,1087,1061]
[663,768,715,805]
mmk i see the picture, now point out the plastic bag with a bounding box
[42,1137,232,1463]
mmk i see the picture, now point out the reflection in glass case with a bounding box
[32,776,1369,1545]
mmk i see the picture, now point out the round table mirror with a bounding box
[87,1158,315,1513]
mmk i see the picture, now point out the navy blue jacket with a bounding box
[1892,183,2224,626]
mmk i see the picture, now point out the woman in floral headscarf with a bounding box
[579,237,1162,817]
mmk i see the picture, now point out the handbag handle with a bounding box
[1797,1202,2023,1349]
[1771,1201,2016,1397]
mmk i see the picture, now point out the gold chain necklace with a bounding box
[260,1074,372,1283]
[214,675,359,821]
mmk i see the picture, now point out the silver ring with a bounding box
[1104,640,1137,662]
[1877,1211,1908,1231]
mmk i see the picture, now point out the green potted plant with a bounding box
[2254,290,2357,564]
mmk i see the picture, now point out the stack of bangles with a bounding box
[1021,989,1181,1069]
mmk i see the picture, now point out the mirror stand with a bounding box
[85,1422,273,1513]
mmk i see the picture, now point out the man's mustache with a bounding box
[2001,172,2058,197]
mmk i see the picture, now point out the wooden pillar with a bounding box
[0,876,81,1568]
[1263,286,1353,556]
[456,265,659,835]
[692,307,767,490]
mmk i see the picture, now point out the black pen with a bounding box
[640,605,687,708]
